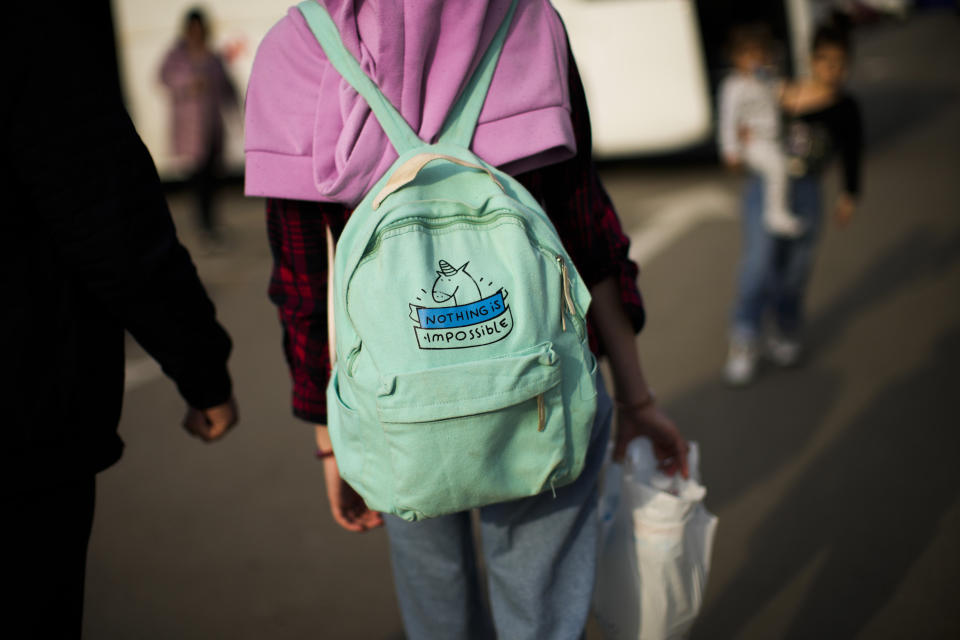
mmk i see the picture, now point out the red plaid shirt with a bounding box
[266,58,644,424]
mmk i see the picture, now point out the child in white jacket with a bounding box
[718,25,803,238]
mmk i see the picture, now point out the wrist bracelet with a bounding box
[315,448,335,459]
[615,389,656,412]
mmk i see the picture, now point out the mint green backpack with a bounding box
[299,0,598,521]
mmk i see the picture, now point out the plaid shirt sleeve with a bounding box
[267,198,347,424]
[266,53,644,425]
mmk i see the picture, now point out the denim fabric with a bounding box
[384,376,613,640]
[731,174,824,340]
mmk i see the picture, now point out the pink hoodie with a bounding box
[244,0,575,206]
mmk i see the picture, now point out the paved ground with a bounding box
[84,11,959,639]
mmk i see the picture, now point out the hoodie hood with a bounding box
[244,0,575,205]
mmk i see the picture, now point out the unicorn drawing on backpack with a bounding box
[409,258,514,350]
[432,260,482,306]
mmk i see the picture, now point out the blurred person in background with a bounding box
[5,4,239,637]
[245,1,689,637]
[724,16,863,385]
[718,24,805,238]
[161,7,238,247]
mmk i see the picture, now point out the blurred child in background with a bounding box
[718,24,803,238]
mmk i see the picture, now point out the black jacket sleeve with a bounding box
[839,96,864,198]
[6,5,232,409]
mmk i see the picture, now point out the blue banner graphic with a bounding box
[414,290,506,329]
[415,309,514,350]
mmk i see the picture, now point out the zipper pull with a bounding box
[556,255,567,331]
[556,254,577,329]
[537,393,546,431]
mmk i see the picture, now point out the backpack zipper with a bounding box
[537,393,546,431]
[556,255,577,331]
[358,209,526,266]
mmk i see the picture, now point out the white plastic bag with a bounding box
[593,438,718,640]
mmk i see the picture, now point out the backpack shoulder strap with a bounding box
[297,1,422,155]
[437,0,519,148]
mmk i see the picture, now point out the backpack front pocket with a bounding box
[376,342,567,520]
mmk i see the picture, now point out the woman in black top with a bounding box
[724,21,863,385]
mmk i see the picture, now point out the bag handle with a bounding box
[437,0,519,148]
[297,1,422,155]
[372,153,505,210]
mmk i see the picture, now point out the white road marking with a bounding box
[627,183,737,266]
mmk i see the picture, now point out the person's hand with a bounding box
[614,402,690,478]
[183,397,238,442]
[834,193,856,228]
[321,455,384,532]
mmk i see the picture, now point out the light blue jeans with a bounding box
[731,174,824,341]
[384,376,613,640]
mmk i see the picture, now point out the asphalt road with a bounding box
[84,11,959,639]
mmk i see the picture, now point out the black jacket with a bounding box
[2,5,232,473]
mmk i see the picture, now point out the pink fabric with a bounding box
[244,0,574,205]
